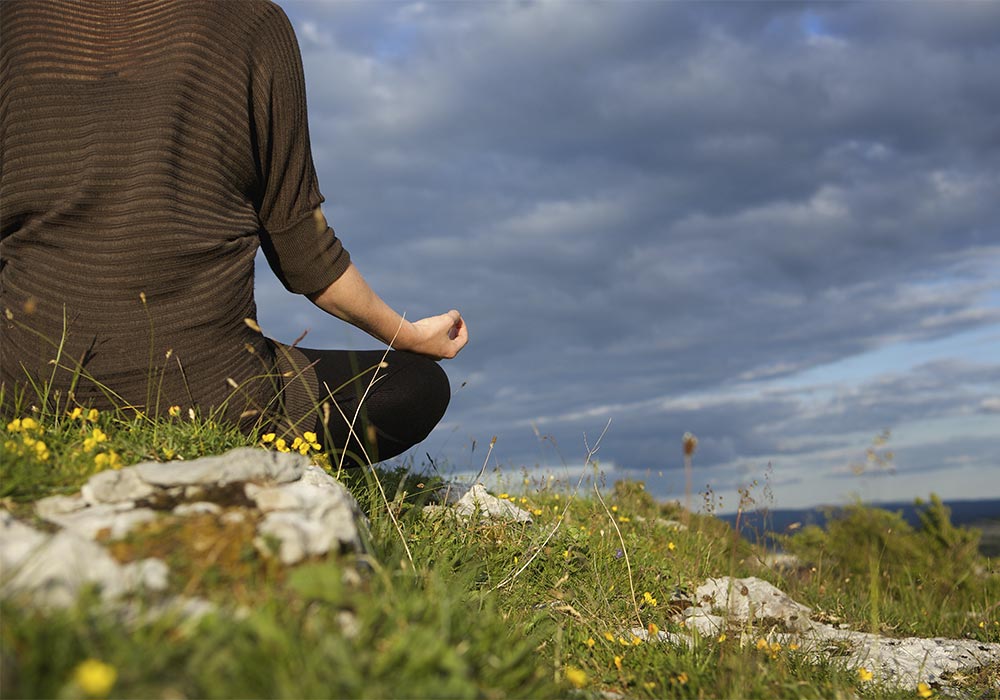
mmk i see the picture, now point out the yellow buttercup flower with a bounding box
[858,667,873,682]
[917,682,934,698]
[8,417,42,433]
[564,667,588,689]
[94,451,123,471]
[83,427,108,451]
[303,431,321,450]
[667,541,676,551]
[73,658,117,697]
[584,637,595,648]
[33,439,50,462]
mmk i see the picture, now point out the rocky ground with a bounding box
[1,447,997,695]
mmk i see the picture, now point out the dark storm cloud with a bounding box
[260,1,1000,505]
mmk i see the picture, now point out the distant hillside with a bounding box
[716,498,1000,557]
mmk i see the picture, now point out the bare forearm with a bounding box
[307,262,468,360]
[308,263,416,347]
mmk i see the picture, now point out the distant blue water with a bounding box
[715,498,1000,557]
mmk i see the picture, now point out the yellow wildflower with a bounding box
[168,405,181,417]
[274,438,288,452]
[261,433,276,443]
[34,440,51,462]
[718,633,727,643]
[613,656,623,672]
[631,635,643,646]
[8,417,42,433]
[603,632,615,642]
[585,637,595,648]
[94,451,123,471]
[648,622,660,636]
[303,431,321,450]
[643,591,658,607]
[83,428,108,451]
[917,682,934,698]
[532,509,543,516]
[73,658,117,697]
[617,515,631,523]
[611,505,618,512]
[667,541,676,551]
[756,638,769,651]
[86,408,100,422]
[564,666,588,689]
[68,407,84,420]
[858,667,873,682]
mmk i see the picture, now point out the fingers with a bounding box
[436,310,468,358]
[407,311,468,359]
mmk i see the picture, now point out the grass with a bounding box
[2,408,998,699]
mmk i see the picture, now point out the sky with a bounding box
[257,1,1000,512]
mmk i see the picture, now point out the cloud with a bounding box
[263,1,1000,508]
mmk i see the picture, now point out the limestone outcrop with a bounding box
[0,448,368,607]
[666,576,1000,692]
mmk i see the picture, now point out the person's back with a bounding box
[1,0,347,425]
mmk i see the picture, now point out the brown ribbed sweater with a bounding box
[0,0,350,429]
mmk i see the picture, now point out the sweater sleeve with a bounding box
[250,5,350,296]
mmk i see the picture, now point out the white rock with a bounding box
[679,606,728,637]
[253,466,366,565]
[135,447,304,487]
[435,482,473,505]
[671,576,1000,691]
[35,494,87,518]
[42,504,159,540]
[627,626,692,647]
[1,525,167,608]
[82,467,156,504]
[0,510,48,574]
[454,484,532,523]
[694,576,814,632]
[172,502,222,516]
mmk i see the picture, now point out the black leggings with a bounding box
[295,348,450,469]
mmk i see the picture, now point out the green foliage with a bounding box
[1,409,997,699]
[781,496,996,638]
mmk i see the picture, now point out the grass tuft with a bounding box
[1,411,997,699]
